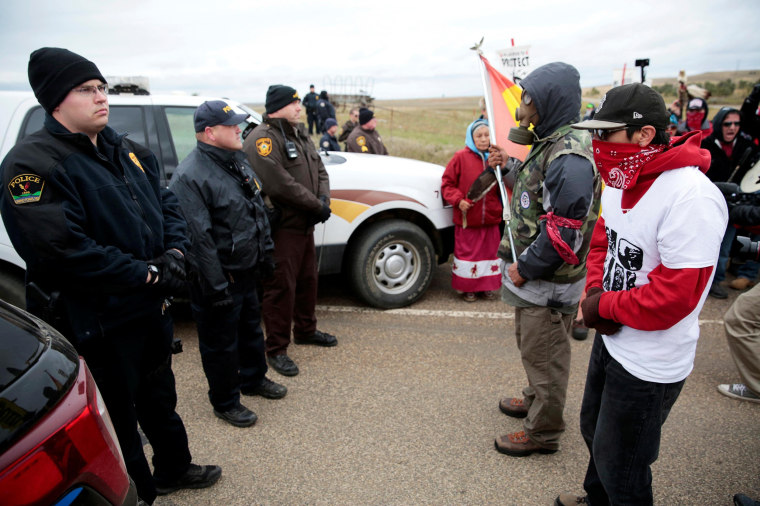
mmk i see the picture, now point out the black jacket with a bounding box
[0,114,189,342]
[169,142,274,297]
[319,133,341,152]
[302,91,318,112]
[701,107,759,183]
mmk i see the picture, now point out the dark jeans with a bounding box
[580,333,684,505]
[715,225,760,283]
[191,270,267,411]
[263,229,318,356]
[78,311,191,505]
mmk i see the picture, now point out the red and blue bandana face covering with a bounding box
[591,139,667,190]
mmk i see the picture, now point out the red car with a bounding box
[0,300,138,505]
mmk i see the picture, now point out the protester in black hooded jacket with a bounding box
[702,107,758,184]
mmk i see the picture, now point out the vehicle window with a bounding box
[109,106,147,146]
[164,107,196,164]
[19,106,147,146]
[20,107,44,138]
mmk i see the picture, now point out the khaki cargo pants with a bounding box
[724,283,760,395]
[514,305,573,450]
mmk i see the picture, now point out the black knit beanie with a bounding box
[265,85,299,114]
[359,108,374,125]
[28,47,106,114]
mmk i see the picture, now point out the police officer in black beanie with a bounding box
[242,85,337,378]
[346,107,389,155]
[0,47,221,503]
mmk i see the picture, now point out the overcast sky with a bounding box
[1,0,759,103]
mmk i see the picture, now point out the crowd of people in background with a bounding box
[2,46,759,505]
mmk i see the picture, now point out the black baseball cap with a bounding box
[572,83,669,131]
[194,100,249,132]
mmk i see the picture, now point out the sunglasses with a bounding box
[723,121,741,127]
[593,126,627,141]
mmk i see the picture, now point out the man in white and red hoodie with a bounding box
[555,84,728,506]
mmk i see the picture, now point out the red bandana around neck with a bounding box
[591,139,667,189]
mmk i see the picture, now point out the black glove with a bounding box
[315,202,331,224]
[258,254,276,280]
[581,287,622,336]
[209,288,233,309]
[148,249,187,294]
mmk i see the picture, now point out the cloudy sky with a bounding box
[1,0,758,103]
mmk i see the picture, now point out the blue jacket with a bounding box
[0,114,189,342]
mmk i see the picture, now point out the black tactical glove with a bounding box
[315,202,331,224]
[258,254,276,280]
[147,249,187,294]
[581,287,622,336]
[209,288,234,309]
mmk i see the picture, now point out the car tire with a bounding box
[0,268,25,309]
[349,220,434,309]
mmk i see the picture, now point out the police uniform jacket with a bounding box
[302,91,318,113]
[0,114,189,343]
[346,126,389,155]
[243,116,330,233]
[316,99,336,124]
[338,120,356,143]
[319,133,341,152]
[169,141,274,297]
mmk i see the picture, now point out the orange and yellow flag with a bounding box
[480,54,530,161]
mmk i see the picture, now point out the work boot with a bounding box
[554,494,588,505]
[213,404,257,427]
[709,281,728,299]
[154,463,222,495]
[571,321,589,341]
[267,354,299,376]
[294,330,338,347]
[730,277,754,290]
[243,376,288,399]
[494,430,557,457]
[498,397,528,418]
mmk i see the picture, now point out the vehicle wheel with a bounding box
[0,268,25,309]
[349,220,434,309]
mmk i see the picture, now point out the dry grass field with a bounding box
[271,69,759,167]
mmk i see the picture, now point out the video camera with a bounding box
[714,182,760,208]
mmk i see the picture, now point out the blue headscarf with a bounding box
[465,118,489,160]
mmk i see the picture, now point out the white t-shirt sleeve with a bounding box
[657,174,728,269]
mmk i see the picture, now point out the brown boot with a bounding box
[498,397,528,418]
[554,494,588,505]
[494,430,557,457]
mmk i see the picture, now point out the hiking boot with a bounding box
[267,354,299,376]
[571,321,589,341]
[243,376,288,399]
[717,383,760,404]
[709,282,728,299]
[294,330,338,347]
[494,430,557,457]
[155,463,222,495]
[498,397,528,418]
[213,404,257,427]
[555,493,589,505]
[730,277,754,290]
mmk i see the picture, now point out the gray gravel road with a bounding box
[153,264,759,505]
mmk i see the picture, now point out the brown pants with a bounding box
[262,229,318,356]
[724,283,760,395]
[514,305,573,450]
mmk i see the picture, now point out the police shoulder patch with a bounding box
[129,152,145,173]
[256,137,273,156]
[356,136,366,147]
[8,173,45,205]
[322,140,330,148]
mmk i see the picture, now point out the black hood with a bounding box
[710,107,740,143]
[520,62,582,138]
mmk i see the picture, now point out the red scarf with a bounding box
[591,140,667,189]
[593,131,711,210]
